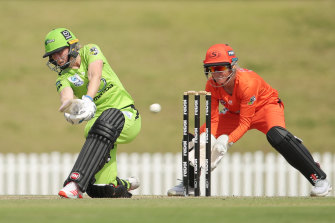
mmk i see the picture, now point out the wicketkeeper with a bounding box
[168,44,332,197]
[43,28,141,199]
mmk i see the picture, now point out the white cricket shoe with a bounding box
[126,176,140,191]
[310,179,332,197]
[58,181,83,199]
[167,182,194,196]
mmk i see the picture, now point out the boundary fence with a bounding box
[0,152,334,196]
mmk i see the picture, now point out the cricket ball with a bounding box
[149,103,161,113]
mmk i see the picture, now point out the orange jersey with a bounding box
[204,68,284,143]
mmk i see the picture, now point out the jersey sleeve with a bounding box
[81,44,105,65]
[228,78,261,143]
[55,78,71,93]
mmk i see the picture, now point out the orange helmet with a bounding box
[203,44,238,68]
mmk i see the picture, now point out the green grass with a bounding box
[0,196,335,223]
[0,1,334,154]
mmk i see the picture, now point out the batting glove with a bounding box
[64,95,96,125]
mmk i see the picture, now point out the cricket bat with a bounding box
[58,99,83,115]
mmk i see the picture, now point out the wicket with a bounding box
[182,90,211,196]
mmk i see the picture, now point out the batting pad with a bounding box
[63,108,125,192]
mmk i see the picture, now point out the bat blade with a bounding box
[59,99,82,114]
[59,100,74,113]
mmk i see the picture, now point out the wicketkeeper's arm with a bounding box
[211,134,233,170]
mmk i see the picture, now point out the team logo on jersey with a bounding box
[90,46,99,55]
[248,96,256,105]
[68,74,84,87]
[219,107,229,115]
[219,100,226,105]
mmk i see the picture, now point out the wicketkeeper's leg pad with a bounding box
[64,108,125,192]
[86,177,132,198]
[266,126,326,185]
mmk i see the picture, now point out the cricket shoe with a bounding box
[58,181,83,199]
[167,181,194,196]
[310,179,332,197]
[125,176,140,191]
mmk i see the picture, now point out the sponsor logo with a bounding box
[228,50,235,56]
[61,30,72,40]
[183,100,188,115]
[45,39,55,45]
[68,74,84,87]
[183,120,187,134]
[205,100,210,115]
[56,81,62,91]
[182,141,188,155]
[183,161,188,177]
[94,83,113,101]
[194,159,198,174]
[248,96,256,105]
[310,173,319,184]
[194,100,199,115]
[89,46,99,55]
[70,172,80,180]
[205,129,210,143]
[97,78,107,93]
[205,159,209,172]
[228,100,233,105]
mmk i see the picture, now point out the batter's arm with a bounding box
[58,87,75,112]
[86,59,103,100]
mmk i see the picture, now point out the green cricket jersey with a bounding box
[55,44,134,109]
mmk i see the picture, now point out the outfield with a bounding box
[0,196,334,223]
[0,0,334,155]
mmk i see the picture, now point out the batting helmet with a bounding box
[43,28,78,58]
[43,28,80,73]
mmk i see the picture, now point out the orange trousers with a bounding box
[201,101,286,138]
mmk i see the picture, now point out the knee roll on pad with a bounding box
[266,126,326,185]
[86,178,132,198]
[89,108,126,143]
[64,109,126,192]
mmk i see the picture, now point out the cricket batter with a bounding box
[43,28,141,199]
[168,44,332,197]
